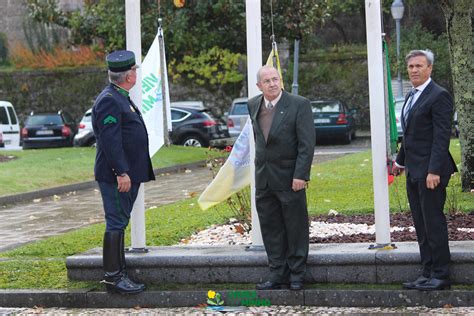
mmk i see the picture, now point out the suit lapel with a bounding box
[252,95,264,138]
[405,81,433,128]
[401,91,411,132]
[267,90,289,140]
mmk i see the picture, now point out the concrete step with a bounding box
[66,241,474,285]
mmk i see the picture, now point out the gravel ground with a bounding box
[180,212,473,246]
[3,305,474,315]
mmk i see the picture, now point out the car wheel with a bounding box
[182,135,206,147]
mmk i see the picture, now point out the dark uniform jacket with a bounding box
[396,80,457,179]
[92,84,155,183]
[248,90,315,190]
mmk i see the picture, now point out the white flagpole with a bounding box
[126,0,147,252]
[245,0,263,247]
[365,0,391,246]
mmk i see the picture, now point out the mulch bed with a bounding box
[309,212,474,243]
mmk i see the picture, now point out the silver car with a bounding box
[226,97,249,138]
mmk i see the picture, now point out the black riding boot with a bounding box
[120,232,145,290]
[102,231,143,294]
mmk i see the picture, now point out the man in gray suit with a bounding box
[248,65,315,291]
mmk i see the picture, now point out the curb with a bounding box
[0,289,472,308]
[0,160,207,206]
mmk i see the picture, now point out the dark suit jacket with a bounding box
[396,80,457,179]
[248,90,315,190]
[92,84,155,184]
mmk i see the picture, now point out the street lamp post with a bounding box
[391,0,405,99]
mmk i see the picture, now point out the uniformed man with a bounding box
[92,50,155,294]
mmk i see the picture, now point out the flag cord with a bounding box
[270,0,276,48]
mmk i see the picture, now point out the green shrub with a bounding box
[0,33,8,65]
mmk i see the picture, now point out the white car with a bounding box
[0,101,20,148]
[73,108,95,147]
[394,97,404,139]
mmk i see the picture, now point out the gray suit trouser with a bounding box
[256,187,309,283]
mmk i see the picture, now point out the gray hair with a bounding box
[108,69,132,85]
[405,49,435,65]
[256,65,278,82]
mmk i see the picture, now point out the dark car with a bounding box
[311,100,356,144]
[21,111,78,149]
[170,106,232,147]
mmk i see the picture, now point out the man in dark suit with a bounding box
[92,50,155,294]
[393,49,457,291]
[248,65,315,291]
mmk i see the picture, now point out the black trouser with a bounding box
[406,175,451,279]
[256,187,309,283]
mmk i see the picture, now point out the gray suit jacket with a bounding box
[248,90,315,190]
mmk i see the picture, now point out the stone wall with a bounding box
[0,67,108,123]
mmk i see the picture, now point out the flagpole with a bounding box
[245,0,263,248]
[126,0,147,252]
[365,0,392,247]
[158,19,170,145]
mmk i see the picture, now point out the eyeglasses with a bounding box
[261,77,280,85]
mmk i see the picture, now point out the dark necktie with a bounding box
[404,89,417,124]
[267,101,274,109]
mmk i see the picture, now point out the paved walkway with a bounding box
[0,167,213,252]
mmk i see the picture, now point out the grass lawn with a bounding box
[0,145,226,197]
[308,140,472,215]
[0,139,471,289]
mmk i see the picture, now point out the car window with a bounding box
[7,107,17,124]
[26,115,62,125]
[231,102,249,115]
[171,109,190,122]
[0,107,8,124]
[311,102,341,113]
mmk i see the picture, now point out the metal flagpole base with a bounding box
[126,247,149,253]
[245,245,265,252]
[368,243,397,250]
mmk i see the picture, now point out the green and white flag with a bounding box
[141,28,171,157]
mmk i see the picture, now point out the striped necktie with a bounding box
[404,89,417,124]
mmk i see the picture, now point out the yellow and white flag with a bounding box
[266,42,285,90]
[198,118,252,210]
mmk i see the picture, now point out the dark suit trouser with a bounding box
[256,187,309,283]
[406,175,451,279]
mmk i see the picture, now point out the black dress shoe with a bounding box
[415,278,451,291]
[290,281,304,291]
[256,281,289,290]
[402,276,429,289]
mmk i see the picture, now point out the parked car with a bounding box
[21,111,78,149]
[0,101,20,148]
[394,97,404,140]
[311,100,356,144]
[170,106,232,147]
[170,101,205,110]
[226,97,249,137]
[0,131,4,148]
[73,108,96,147]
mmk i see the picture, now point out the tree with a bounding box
[439,0,473,192]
